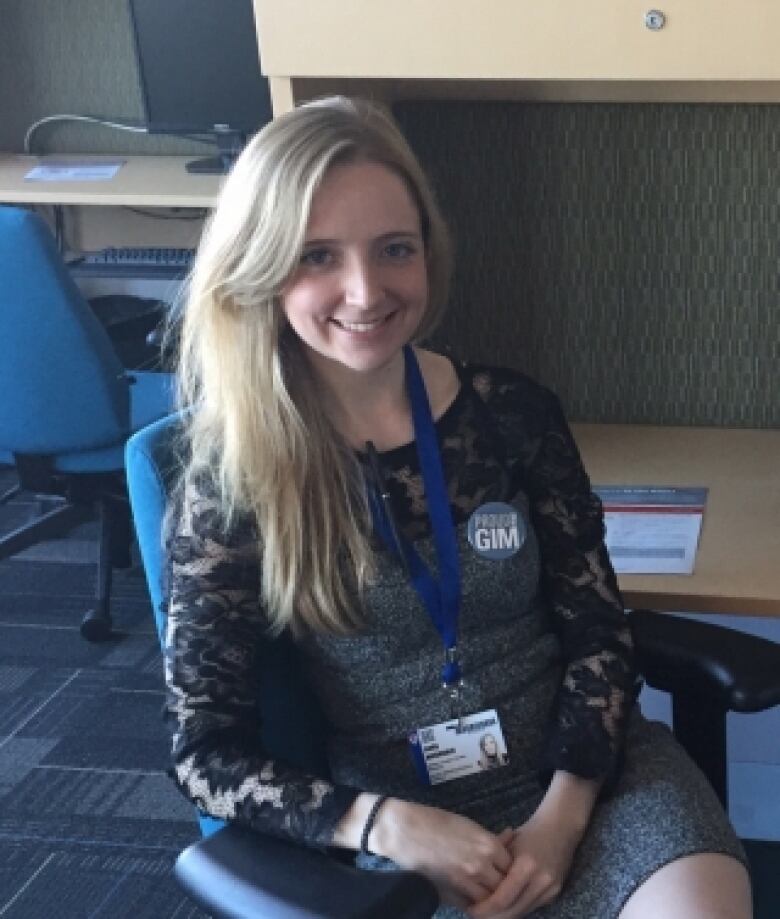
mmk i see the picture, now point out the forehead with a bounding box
[305,160,421,238]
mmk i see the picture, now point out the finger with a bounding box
[490,836,515,874]
[454,845,508,898]
[479,863,508,892]
[497,828,515,847]
[468,866,532,918]
[497,873,561,919]
[458,877,494,906]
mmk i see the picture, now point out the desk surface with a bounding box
[0,155,222,208]
[573,424,780,617]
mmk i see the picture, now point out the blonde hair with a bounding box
[176,96,452,635]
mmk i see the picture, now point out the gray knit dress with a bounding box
[165,362,744,919]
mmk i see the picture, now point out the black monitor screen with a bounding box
[129,0,272,137]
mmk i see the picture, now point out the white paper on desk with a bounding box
[593,486,708,575]
[24,160,125,182]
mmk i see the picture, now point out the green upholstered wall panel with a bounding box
[396,103,780,427]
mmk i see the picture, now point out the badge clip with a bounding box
[442,647,466,726]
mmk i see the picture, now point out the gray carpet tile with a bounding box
[0,469,209,918]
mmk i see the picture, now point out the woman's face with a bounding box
[280,160,428,378]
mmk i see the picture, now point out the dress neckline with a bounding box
[355,360,471,463]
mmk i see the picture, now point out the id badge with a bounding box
[408,709,509,786]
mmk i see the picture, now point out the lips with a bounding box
[331,312,394,332]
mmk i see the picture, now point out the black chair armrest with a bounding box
[629,608,780,712]
[175,824,439,919]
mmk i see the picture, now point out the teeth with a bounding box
[338,318,384,332]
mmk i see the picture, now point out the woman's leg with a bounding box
[618,853,751,919]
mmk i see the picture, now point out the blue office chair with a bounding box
[126,412,441,918]
[0,205,174,641]
[126,412,780,919]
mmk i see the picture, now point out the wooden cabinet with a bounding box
[254,0,780,111]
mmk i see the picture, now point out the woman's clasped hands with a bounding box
[467,807,581,919]
[371,799,580,918]
[370,799,513,910]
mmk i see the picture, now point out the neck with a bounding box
[309,349,413,451]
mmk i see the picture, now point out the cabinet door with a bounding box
[254,1,780,82]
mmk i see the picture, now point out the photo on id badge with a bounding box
[410,710,510,785]
[477,732,508,770]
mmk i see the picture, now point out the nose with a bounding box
[343,254,382,310]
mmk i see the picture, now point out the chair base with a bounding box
[0,501,90,558]
[81,606,113,642]
[79,497,119,643]
[0,482,21,506]
[0,481,130,642]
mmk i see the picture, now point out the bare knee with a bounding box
[618,852,751,919]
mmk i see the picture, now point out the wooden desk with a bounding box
[0,155,222,208]
[573,424,780,617]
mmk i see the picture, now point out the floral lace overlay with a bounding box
[165,485,358,845]
[462,367,639,780]
[164,363,638,845]
[362,365,638,782]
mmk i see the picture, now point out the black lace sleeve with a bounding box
[163,475,359,846]
[482,370,639,784]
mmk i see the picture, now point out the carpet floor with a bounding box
[0,472,209,919]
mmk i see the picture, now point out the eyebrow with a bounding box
[302,230,422,247]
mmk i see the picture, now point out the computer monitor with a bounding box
[128,0,273,174]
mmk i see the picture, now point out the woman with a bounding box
[165,96,750,918]
[478,734,508,771]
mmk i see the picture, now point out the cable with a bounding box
[122,206,207,221]
[24,114,148,154]
[24,114,217,154]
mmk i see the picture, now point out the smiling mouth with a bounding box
[332,313,395,333]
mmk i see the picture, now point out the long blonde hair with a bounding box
[176,96,452,635]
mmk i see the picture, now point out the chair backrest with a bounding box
[0,206,129,454]
[125,414,330,816]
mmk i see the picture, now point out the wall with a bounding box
[0,0,209,157]
[395,102,780,428]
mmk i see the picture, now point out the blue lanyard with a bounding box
[368,346,463,688]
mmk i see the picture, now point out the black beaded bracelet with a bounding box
[359,794,389,855]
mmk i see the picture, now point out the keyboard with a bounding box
[68,246,196,279]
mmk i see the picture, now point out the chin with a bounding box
[331,332,414,374]
[336,348,403,375]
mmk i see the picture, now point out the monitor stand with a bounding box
[185,130,246,175]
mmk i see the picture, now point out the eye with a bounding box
[299,247,333,267]
[383,241,417,259]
